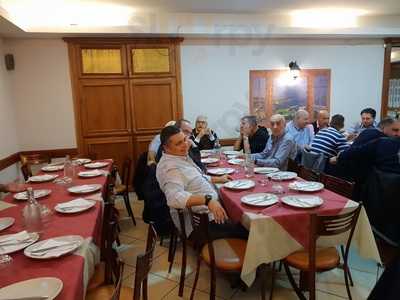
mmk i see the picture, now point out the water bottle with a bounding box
[243,135,251,155]
[214,138,222,161]
[22,188,43,233]
[64,155,75,180]
[244,153,254,178]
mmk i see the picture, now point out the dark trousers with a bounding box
[208,221,248,241]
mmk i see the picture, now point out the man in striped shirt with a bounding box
[310,114,350,158]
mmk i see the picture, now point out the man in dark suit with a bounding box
[352,117,400,147]
[233,115,269,153]
[311,110,330,134]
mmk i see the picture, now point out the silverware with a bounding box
[30,242,77,253]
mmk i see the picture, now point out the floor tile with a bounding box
[119,217,150,241]
[163,285,225,300]
[119,238,168,267]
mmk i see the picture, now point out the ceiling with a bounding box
[1,0,400,38]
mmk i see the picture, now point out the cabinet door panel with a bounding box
[80,79,131,136]
[130,78,177,133]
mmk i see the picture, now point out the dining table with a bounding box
[0,159,113,300]
[210,155,381,287]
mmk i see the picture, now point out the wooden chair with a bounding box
[189,212,249,300]
[282,204,362,300]
[298,166,320,182]
[19,153,51,180]
[288,158,301,173]
[114,158,136,226]
[320,173,355,199]
[167,209,188,296]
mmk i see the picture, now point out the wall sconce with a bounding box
[289,61,300,79]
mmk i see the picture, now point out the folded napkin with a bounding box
[293,181,315,188]
[30,239,75,253]
[69,185,97,193]
[87,162,107,167]
[57,198,93,209]
[29,174,54,181]
[79,170,102,176]
[0,230,30,244]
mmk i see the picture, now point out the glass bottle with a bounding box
[63,155,74,181]
[214,138,222,161]
[22,187,43,233]
[244,153,254,178]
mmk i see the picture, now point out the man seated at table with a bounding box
[352,117,400,147]
[157,125,248,238]
[251,114,296,170]
[311,110,330,134]
[286,109,314,160]
[190,115,218,150]
[233,115,269,154]
[347,107,378,140]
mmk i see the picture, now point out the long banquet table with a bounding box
[0,160,113,299]
[213,158,381,286]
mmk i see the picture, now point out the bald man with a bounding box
[251,114,296,170]
[312,110,330,134]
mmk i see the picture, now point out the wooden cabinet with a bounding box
[65,38,183,175]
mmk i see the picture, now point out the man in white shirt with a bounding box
[156,125,247,238]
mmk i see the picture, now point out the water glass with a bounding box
[259,176,269,186]
[271,174,284,194]
[0,254,12,269]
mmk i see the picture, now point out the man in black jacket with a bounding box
[233,115,269,153]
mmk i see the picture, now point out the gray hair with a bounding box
[294,109,309,120]
[270,114,286,124]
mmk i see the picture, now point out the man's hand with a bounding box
[4,182,27,193]
[212,174,232,184]
[208,199,228,224]
[329,156,338,165]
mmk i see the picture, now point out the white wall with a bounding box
[0,37,19,183]
[4,38,76,150]
[181,39,385,138]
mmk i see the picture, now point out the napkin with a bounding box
[57,198,93,209]
[30,239,75,253]
[0,230,31,244]
[69,185,96,193]
[79,170,102,176]
[28,174,54,181]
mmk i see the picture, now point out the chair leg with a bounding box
[344,263,353,300]
[142,277,148,300]
[269,261,276,300]
[123,193,136,226]
[210,264,217,300]
[340,245,354,286]
[179,236,187,297]
[260,263,268,300]
[190,256,202,300]
[283,262,307,300]
[167,230,177,270]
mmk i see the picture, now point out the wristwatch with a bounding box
[205,194,213,206]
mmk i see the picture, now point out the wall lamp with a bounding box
[289,61,301,79]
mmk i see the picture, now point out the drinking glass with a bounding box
[0,254,12,269]
[271,174,284,194]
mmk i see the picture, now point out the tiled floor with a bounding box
[109,193,379,300]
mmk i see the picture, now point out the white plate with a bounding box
[0,277,63,300]
[84,162,109,169]
[223,150,242,156]
[207,168,235,175]
[288,181,324,192]
[0,232,39,255]
[241,193,279,207]
[0,217,14,232]
[223,179,255,190]
[73,158,91,165]
[227,154,239,159]
[13,189,52,201]
[200,150,214,154]
[201,158,219,164]
[254,167,279,174]
[55,199,96,214]
[24,235,84,259]
[78,170,103,178]
[281,195,324,208]
[67,184,102,194]
[200,152,210,158]
[267,171,297,180]
[28,174,59,183]
[41,165,64,172]
[228,158,245,165]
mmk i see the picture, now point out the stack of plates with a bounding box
[13,189,51,201]
[223,179,255,190]
[241,193,278,207]
[24,235,83,259]
[267,171,297,180]
[288,181,324,192]
[207,168,235,175]
[28,174,58,183]
[0,277,63,300]
[281,195,324,208]
[0,231,39,255]
[67,184,102,194]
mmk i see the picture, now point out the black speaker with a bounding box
[4,54,14,70]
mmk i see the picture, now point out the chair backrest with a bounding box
[287,158,301,173]
[104,220,122,285]
[190,212,215,265]
[307,204,362,300]
[133,223,158,300]
[300,148,326,173]
[320,173,355,199]
[298,166,320,182]
[121,158,132,187]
